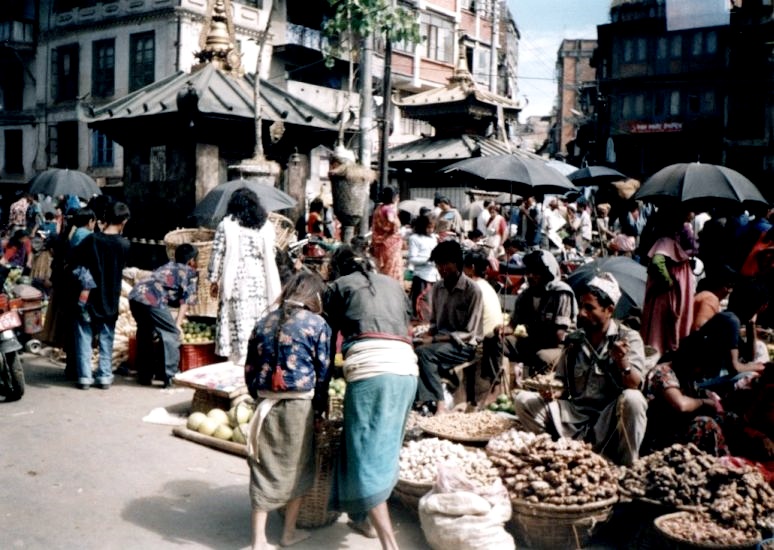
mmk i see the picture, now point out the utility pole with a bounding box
[359,33,374,236]
[378,36,392,194]
[359,34,374,168]
[489,0,499,94]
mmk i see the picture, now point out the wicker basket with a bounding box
[653,512,761,550]
[179,341,220,372]
[281,420,343,528]
[327,395,344,421]
[510,496,618,549]
[392,478,433,515]
[164,228,217,318]
[268,212,297,251]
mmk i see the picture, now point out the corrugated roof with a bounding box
[87,63,341,131]
[388,135,517,163]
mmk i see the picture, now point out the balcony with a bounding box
[285,23,323,51]
[0,20,35,50]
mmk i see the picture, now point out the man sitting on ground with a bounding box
[414,241,483,414]
[513,273,648,465]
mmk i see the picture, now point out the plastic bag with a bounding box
[419,463,514,550]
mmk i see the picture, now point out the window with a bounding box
[0,59,23,110]
[623,39,633,63]
[636,38,647,62]
[654,92,665,116]
[92,129,113,167]
[51,43,80,102]
[420,13,453,63]
[4,130,23,174]
[670,90,680,116]
[657,37,667,60]
[706,31,718,54]
[670,35,682,58]
[92,39,115,97]
[695,33,705,56]
[129,32,154,92]
[688,94,700,113]
[634,94,645,117]
[703,90,715,112]
[622,95,632,118]
[49,121,78,169]
[474,48,490,84]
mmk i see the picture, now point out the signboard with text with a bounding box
[629,121,683,134]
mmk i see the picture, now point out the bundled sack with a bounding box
[419,463,514,550]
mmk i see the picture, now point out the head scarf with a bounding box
[588,272,622,305]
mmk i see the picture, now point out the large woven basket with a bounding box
[392,478,433,516]
[283,419,343,529]
[653,512,761,550]
[510,496,618,549]
[163,228,217,317]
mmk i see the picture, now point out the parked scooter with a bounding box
[0,309,25,402]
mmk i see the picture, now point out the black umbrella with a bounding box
[567,166,628,187]
[634,162,768,208]
[566,256,647,319]
[192,178,297,228]
[440,154,578,196]
[28,168,101,199]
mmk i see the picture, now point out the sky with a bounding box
[506,0,611,120]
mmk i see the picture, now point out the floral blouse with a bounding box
[128,261,198,308]
[245,307,331,400]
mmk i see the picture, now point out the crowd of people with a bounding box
[12,182,774,549]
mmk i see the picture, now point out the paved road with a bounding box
[0,352,427,549]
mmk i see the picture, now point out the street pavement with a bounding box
[1,352,650,549]
[0,352,428,549]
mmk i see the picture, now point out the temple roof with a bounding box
[87,63,341,132]
[394,54,521,113]
[388,134,540,163]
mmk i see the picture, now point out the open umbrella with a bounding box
[440,154,577,196]
[567,166,628,187]
[192,178,297,228]
[634,162,768,208]
[29,168,101,199]
[566,256,647,319]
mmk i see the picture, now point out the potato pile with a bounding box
[620,443,774,533]
[418,411,516,440]
[399,438,500,488]
[486,431,618,505]
[658,512,761,546]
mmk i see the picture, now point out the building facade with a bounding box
[554,39,598,160]
[593,0,730,180]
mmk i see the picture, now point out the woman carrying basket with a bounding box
[324,245,418,549]
[244,271,331,550]
[208,188,281,366]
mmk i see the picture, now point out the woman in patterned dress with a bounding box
[370,186,404,282]
[208,188,281,366]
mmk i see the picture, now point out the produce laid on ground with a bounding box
[418,411,517,441]
[327,377,346,398]
[486,431,619,505]
[655,511,762,547]
[180,321,215,343]
[186,400,255,445]
[486,393,515,414]
[620,443,774,536]
[399,438,500,488]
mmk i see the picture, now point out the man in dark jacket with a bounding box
[71,201,131,389]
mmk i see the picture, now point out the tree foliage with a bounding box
[322,0,421,67]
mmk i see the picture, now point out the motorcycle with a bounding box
[0,309,25,402]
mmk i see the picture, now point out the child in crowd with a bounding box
[129,244,199,387]
[70,202,131,390]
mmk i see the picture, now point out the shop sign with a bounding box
[629,121,683,134]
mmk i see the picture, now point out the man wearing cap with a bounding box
[498,250,578,374]
[513,272,648,465]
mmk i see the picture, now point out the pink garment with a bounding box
[640,237,695,355]
[371,203,404,281]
